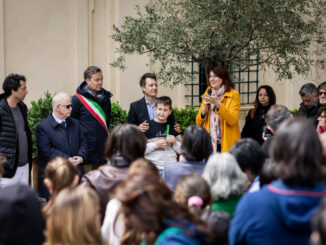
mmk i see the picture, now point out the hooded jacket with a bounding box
[0,94,32,177]
[71,82,112,164]
[229,179,326,245]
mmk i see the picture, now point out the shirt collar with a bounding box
[52,113,65,124]
[145,98,157,107]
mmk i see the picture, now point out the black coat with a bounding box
[36,114,87,198]
[36,115,87,164]
[127,97,176,126]
[0,94,32,178]
[71,82,112,164]
[241,106,270,145]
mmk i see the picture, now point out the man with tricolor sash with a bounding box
[72,66,112,172]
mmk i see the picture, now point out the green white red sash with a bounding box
[75,93,108,134]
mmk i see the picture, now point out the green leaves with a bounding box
[109,102,128,131]
[111,0,326,85]
[173,106,198,133]
[28,91,53,161]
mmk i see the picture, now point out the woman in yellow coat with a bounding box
[196,66,240,152]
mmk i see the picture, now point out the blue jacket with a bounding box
[229,179,326,245]
[36,114,87,198]
[71,82,112,164]
[163,159,206,191]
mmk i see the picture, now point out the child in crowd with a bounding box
[45,186,107,245]
[174,173,230,245]
[115,172,211,245]
[145,96,182,174]
[101,158,159,245]
[42,156,79,219]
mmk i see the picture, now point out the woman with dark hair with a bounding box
[81,124,147,223]
[163,125,212,191]
[101,158,160,245]
[115,172,211,245]
[241,85,276,144]
[230,118,326,245]
[196,66,241,152]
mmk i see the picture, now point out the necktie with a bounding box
[60,121,66,128]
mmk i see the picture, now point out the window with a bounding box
[185,58,259,107]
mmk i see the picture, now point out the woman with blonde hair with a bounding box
[202,153,247,218]
[45,186,107,245]
[42,156,79,218]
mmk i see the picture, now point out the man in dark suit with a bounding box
[128,73,180,133]
[36,92,87,199]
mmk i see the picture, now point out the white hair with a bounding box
[202,152,248,200]
[52,92,71,109]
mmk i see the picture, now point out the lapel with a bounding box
[140,97,150,122]
[49,114,61,128]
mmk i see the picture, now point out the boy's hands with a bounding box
[156,139,168,148]
[155,135,177,148]
[166,135,176,145]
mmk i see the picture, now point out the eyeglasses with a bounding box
[60,104,72,109]
[319,91,326,96]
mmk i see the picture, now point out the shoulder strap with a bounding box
[75,93,108,134]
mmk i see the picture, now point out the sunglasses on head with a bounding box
[60,104,72,109]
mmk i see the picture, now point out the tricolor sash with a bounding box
[75,93,109,134]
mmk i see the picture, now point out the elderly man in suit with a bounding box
[127,72,180,133]
[36,92,87,199]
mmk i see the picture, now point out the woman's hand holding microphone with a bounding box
[201,89,222,116]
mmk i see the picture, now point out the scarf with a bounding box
[84,84,105,103]
[209,85,225,152]
[317,125,326,135]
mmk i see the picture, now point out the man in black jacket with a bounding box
[128,72,180,133]
[71,66,112,172]
[297,83,319,119]
[0,74,32,188]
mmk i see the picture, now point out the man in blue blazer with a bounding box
[36,92,87,199]
[128,73,180,133]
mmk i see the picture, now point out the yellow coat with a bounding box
[196,86,241,152]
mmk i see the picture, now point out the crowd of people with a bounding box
[0,65,326,245]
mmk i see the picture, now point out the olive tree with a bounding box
[111,0,326,86]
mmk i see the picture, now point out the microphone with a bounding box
[206,89,212,111]
[207,89,217,111]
